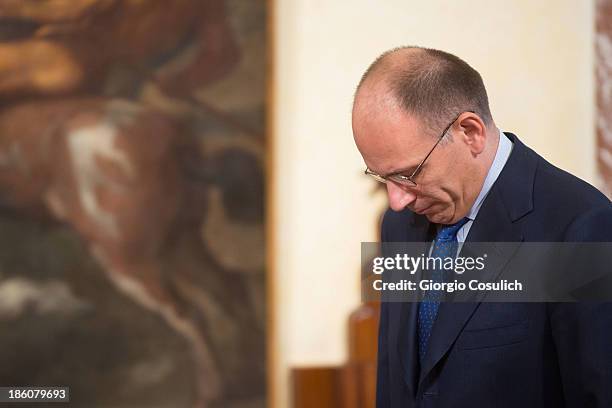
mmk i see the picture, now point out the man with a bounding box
[352,46,612,407]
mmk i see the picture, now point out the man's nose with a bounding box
[386,181,416,211]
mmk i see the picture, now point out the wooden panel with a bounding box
[292,301,380,408]
[292,367,343,408]
[349,302,380,362]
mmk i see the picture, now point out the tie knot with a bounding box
[436,217,470,242]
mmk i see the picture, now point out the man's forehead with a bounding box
[356,126,429,176]
[363,143,422,175]
[353,99,425,146]
[353,99,431,175]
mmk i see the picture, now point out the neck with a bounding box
[483,126,501,170]
[463,127,500,216]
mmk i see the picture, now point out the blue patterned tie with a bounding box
[418,217,469,362]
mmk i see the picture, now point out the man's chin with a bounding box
[425,211,452,224]
[425,213,443,223]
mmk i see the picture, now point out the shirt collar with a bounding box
[466,129,513,221]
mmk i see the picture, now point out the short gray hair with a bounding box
[358,46,493,134]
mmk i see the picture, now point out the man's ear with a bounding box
[458,113,486,155]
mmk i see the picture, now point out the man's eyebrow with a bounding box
[383,165,418,178]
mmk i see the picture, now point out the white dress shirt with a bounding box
[456,129,513,243]
[427,129,513,256]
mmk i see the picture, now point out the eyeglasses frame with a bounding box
[364,111,473,187]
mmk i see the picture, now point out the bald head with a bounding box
[354,46,493,135]
[352,46,500,223]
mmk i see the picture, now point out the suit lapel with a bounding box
[417,185,524,386]
[417,132,535,387]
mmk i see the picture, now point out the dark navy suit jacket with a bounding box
[376,133,612,408]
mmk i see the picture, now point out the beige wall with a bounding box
[271,1,595,406]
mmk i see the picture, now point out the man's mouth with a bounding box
[413,205,432,215]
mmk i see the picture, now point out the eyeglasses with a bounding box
[364,111,470,187]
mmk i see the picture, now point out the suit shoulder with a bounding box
[564,205,612,241]
[534,157,610,211]
[527,156,611,240]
